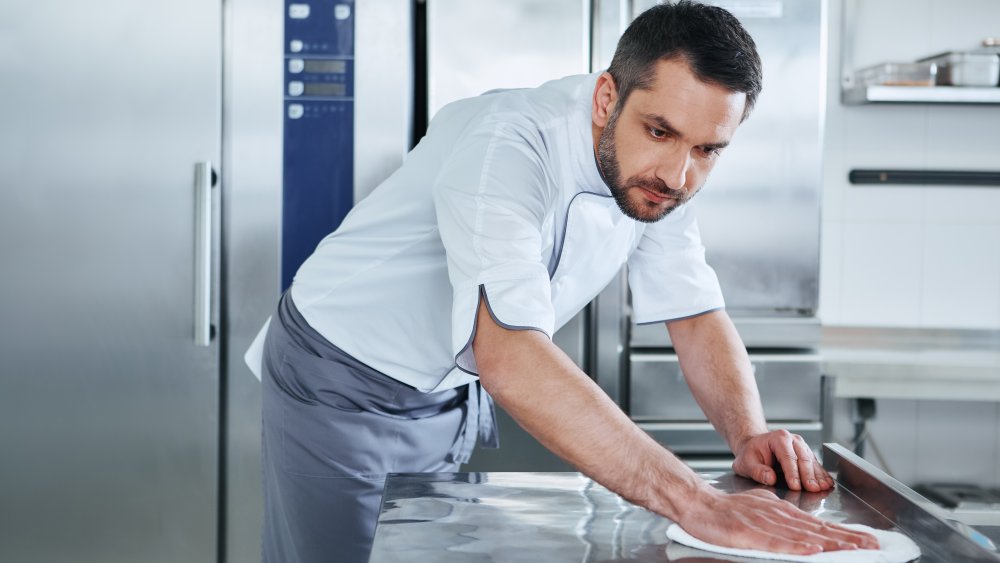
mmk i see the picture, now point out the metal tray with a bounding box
[918,52,1000,87]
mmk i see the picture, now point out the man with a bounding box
[247,2,879,562]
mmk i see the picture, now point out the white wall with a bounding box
[820,0,1000,329]
[821,0,1000,488]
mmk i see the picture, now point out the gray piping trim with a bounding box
[479,284,552,337]
[452,284,552,377]
[636,306,725,325]
[452,288,484,377]
[550,190,614,277]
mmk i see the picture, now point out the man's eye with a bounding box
[701,146,721,157]
[648,127,666,139]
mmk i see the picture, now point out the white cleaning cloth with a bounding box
[666,522,920,563]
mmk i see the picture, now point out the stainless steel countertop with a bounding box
[369,445,1000,562]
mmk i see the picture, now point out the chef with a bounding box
[246,2,879,562]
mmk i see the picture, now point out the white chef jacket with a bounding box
[246,72,724,392]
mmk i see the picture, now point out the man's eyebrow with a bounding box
[642,112,730,150]
[643,113,683,138]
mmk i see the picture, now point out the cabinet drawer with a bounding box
[637,421,823,455]
[629,353,822,421]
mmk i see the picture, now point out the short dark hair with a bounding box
[607,0,762,121]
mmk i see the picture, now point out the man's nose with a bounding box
[656,148,690,193]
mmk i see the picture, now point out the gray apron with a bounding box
[261,291,498,563]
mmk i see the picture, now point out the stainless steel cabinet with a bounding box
[0,2,222,561]
[630,353,822,422]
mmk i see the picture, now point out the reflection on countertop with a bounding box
[369,471,909,562]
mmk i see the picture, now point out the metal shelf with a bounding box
[843,84,1000,105]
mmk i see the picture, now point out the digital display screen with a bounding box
[303,82,347,97]
[303,59,347,74]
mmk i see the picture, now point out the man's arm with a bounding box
[472,298,877,554]
[667,309,830,493]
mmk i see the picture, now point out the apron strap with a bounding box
[446,380,500,464]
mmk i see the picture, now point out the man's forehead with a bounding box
[625,67,745,143]
[627,94,743,145]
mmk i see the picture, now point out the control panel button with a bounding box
[288,81,304,96]
[289,39,303,53]
[288,3,310,19]
[334,4,351,20]
[288,59,304,74]
[288,104,304,119]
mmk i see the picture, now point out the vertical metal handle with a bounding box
[194,162,213,346]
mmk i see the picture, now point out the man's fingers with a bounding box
[814,461,835,490]
[737,529,824,555]
[764,518,864,552]
[816,521,880,550]
[772,430,802,490]
[792,437,821,492]
[742,462,776,486]
[680,490,881,556]
[774,501,880,550]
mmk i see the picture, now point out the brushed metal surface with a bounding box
[683,0,823,316]
[0,1,221,561]
[638,421,823,454]
[427,0,588,116]
[354,0,413,202]
[221,0,284,561]
[594,268,629,407]
[629,353,822,421]
[369,465,945,561]
[631,315,823,349]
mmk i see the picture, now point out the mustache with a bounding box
[625,177,686,201]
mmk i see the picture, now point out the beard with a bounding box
[596,107,692,223]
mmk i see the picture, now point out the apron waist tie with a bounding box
[446,380,500,464]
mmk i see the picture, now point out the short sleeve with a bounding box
[627,203,725,324]
[433,115,555,375]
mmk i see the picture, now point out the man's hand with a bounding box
[732,429,834,492]
[679,487,880,554]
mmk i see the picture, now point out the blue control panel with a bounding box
[282,0,355,290]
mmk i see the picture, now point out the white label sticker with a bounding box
[288,81,304,96]
[334,4,351,20]
[288,104,304,119]
[289,39,304,53]
[289,3,311,19]
[288,59,305,74]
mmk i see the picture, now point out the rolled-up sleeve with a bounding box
[628,203,725,324]
[433,115,555,375]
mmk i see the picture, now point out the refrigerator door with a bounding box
[0,2,221,561]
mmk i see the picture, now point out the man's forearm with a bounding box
[666,310,768,452]
[472,301,714,521]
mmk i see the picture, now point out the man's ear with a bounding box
[592,72,619,128]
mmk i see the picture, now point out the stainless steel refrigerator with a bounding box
[0,0,284,560]
[0,0,225,560]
